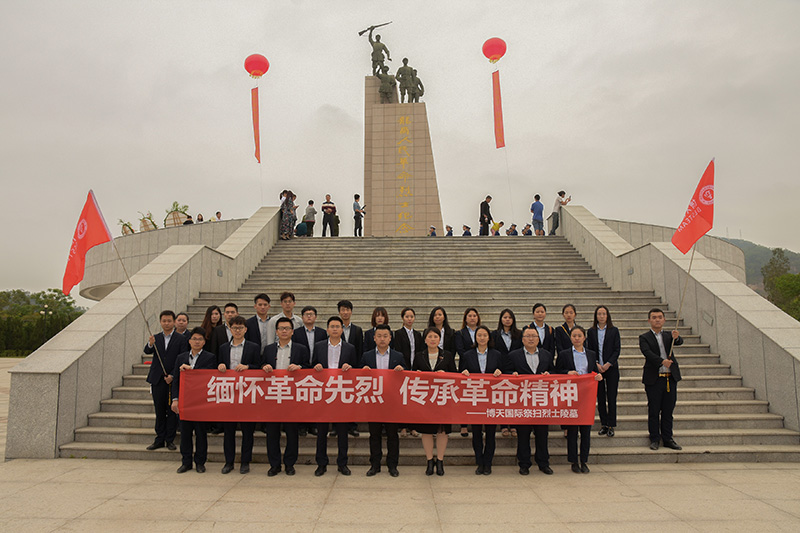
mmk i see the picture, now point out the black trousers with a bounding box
[567,425,591,464]
[645,376,677,443]
[354,215,363,237]
[515,424,550,469]
[179,419,207,467]
[151,380,177,445]
[368,422,399,468]
[266,422,299,468]
[479,221,489,236]
[597,367,620,427]
[222,421,255,465]
[549,212,560,235]
[316,422,348,467]
[471,424,497,467]
[322,213,334,236]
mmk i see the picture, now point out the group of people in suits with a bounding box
[145,293,684,476]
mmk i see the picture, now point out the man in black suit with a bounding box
[175,312,191,341]
[209,302,239,356]
[479,195,493,236]
[338,299,363,438]
[361,324,406,477]
[144,310,189,451]
[244,293,271,353]
[640,308,684,451]
[262,316,310,476]
[171,327,217,473]
[291,305,327,437]
[216,315,262,474]
[312,316,358,476]
[506,327,555,475]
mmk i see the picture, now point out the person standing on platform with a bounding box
[361,324,406,477]
[460,325,502,475]
[265,292,303,346]
[506,327,554,475]
[587,305,621,438]
[171,327,216,473]
[304,200,317,237]
[548,190,571,235]
[363,307,392,354]
[144,310,188,452]
[216,316,262,474]
[445,225,453,236]
[531,194,545,236]
[338,300,364,438]
[529,303,556,355]
[521,224,533,236]
[505,223,518,236]
[262,316,309,476]
[321,194,336,237]
[244,293,271,353]
[291,305,327,438]
[353,194,364,237]
[479,195,493,236]
[640,308,683,451]
[462,225,472,236]
[175,312,190,340]
[392,307,423,437]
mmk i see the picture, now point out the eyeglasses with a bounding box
[276,326,293,332]
[231,326,246,331]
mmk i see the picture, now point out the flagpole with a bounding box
[668,244,696,360]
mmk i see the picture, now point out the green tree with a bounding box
[761,248,790,304]
[0,289,84,356]
[773,273,800,321]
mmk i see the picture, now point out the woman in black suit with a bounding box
[455,307,482,437]
[554,303,580,355]
[460,325,502,475]
[413,327,457,476]
[587,305,622,437]
[427,306,457,355]
[363,307,391,354]
[492,308,522,437]
[556,326,603,474]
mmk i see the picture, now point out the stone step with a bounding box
[617,364,731,377]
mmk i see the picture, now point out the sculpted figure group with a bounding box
[365,25,424,104]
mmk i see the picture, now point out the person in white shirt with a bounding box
[265,291,302,345]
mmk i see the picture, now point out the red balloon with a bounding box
[482,38,507,63]
[244,54,270,78]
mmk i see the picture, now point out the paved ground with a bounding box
[2,358,800,532]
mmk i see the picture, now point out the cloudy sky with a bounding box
[2,1,798,307]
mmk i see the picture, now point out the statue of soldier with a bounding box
[396,58,414,103]
[410,69,424,103]
[369,27,392,76]
[376,66,396,104]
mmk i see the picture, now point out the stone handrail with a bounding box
[6,206,280,459]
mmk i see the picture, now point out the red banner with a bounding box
[251,87,261,163]
[672,159,715,254]
[492,70,505,149]
[178,369,598,425]
[62,190,112,296]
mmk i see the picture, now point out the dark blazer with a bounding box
[553,322,579,354]
[639,330,683,385]
[363,327,394,354]
[527,322,556,354]
[555,347,600,376]
[480,200,492,224]
[491,329,523,356]
[144,330,189,384]
[392,327,424,369]
[586,326,621,369]
[361,348,406,370]
[412,349,457,373]
[171,349,217,400]
[217,340,262,370]
[342,323,364,361]
[208,324,231,356]
[180,330,192,341]
[454,327,476,356]
[459,348,502,374]
[312,340,358,369]
[244,315,269,347]
[438,326,457,355]
[292,326,328,364]
[261,342,310,369]
[506,347,555,375]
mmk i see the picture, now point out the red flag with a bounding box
[671,160,715,254]
[492,70,505,148]
[63,190,112,295]
[251,87,261,163]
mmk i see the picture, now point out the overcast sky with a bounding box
[2,0,798,307]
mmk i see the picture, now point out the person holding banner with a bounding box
[262,316,309,476]
[413,327,458,476]
[506,326,555,475]
[587,305,621,438]
[556,326,603,473]
[171,327,217,473]
[361,324,406,477]
[460,325,503,475]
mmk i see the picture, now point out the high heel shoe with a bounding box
[436,459,444,476]
[425,459,434,476]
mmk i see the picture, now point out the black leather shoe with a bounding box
[580,463,590,474]
[166,441,176,451]
[538,465,554,475]
[663,439,682,450]
[308,427,318,436]
[607,427,615,437]
[221,463,234,474]
[268,465,281,477]
[483,465,492,475]
[388,467,399,477]
[285,466,295,476]
[338,465,351,476]
[519,466,530,475]
[649,441,660,450]
[329,429,338,437]
[176,464,191,474]
[426,459,435,476]
[298,427,308,437]
[211,427,224,435]
[571,463,581,474]
[598,426,608,436]
[196,464,206,473]
[314,465,326,477]
[366,466,380,477]
[240,463,250,474]
[348,428,360,437]
[146,442,165,451]
[475,465,484,475]
[436,459,444,476]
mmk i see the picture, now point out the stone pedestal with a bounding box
[364,76,443,237]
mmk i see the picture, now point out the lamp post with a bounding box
[39,304,53,344]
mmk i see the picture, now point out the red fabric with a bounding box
[251,87,260,163]
[492,70,505,149]
[62,190,112,296]
[178,369,598,425]
[672,160,715,254]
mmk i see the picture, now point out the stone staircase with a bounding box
[60,237,800,464]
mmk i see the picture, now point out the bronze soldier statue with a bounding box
[367,27,392,76]
[410,69,424,103]
[376,65,396,104]
[396,58,414,103]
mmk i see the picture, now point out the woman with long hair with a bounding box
[200,305,223,343]
[279,190,295,240]
[363,306,391,354]
[455,307,481,437]
[427,306,456,355]
[587,305,621,437]
[492,308,523,437]
[554,304,579,355]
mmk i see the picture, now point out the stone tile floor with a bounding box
[2,358,800,532]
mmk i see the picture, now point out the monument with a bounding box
[361,24,444,237]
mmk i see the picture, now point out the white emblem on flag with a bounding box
[76,219,88,239]
[699,185,714,206]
